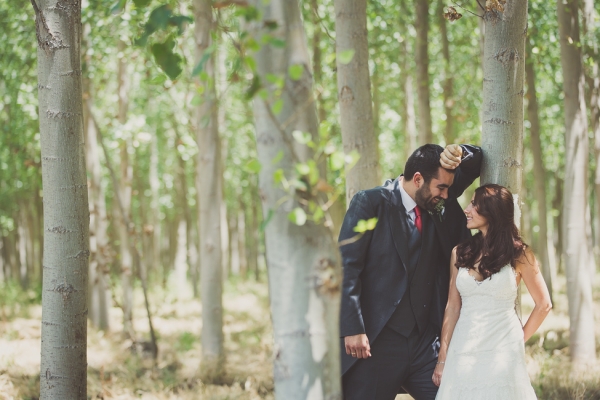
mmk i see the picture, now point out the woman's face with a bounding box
[464,195,489,232]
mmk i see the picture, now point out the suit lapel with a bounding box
[387,200,411,272]
[419,210,436,264]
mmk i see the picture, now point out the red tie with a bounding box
[414,206,422,234]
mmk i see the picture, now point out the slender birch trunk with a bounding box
[398,0,417,159]
[557,0,596,366]
[582,0,600,255]
[525,42,554,302]
[438,0,454,144]
[250,0,342,397]
[480,1,527,316]
[310,0,326,123]
[415,0,432,144]
[84,85,111,330]
[334,0,380,204]
[32,0,89,397]
[193,0,224,379]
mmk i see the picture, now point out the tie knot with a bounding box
[414,206,421,218]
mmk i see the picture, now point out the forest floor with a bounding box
[1,273,600,400]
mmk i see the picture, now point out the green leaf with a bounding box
[288,208,307,226]
[288,64,304,80]
[353,218,378,233]
[151,40,183,80]
[192,48,214,77]
[307,160,319,185]
[110,0,127,14]
[191,95,203,106]
[272,99,284,115]
[292,130,312,145]
[313,207,324,223]
[260,209,274,232]
[272,150,284,165]
[150,74,167,85]
[245,75,262,99]
[338,49,356,64]
[271,38,286,48]
[133,0,151,8]
[330,151,345,171]
[245,159,262,174]
[245,56,257,72]
[273,169,285,184]
[296,163,310,175]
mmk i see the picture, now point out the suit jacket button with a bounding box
[423,304,427,308]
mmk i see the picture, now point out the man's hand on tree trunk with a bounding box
[440,144,463,170]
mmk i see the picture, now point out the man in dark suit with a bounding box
[339,143,482,400]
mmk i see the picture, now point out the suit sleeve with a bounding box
[338,191,375,338]
[448,144,483,199]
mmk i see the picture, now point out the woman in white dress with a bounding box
[432,184,552,399]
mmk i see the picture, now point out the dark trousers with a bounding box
[342,324,439,400]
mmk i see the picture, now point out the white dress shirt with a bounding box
[398,179,418,225]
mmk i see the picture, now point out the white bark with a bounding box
[557,0,596,366]
[334,0,380,204]
[525,46,554,302]
[84,88,111,331]
[250,0,342,398]
[33,0,89,397]
[480,0,527,317]
[415,0,432,144]
[194,0,224,379]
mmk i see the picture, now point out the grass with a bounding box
[1,273,600,399]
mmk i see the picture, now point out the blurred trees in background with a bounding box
[1,0,599,394]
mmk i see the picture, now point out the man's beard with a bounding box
[415,184,441,211]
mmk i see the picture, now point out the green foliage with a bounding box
[338,49,355,64]
[353,218,378,233]
[151,39,183,80]
[176,331,196,352]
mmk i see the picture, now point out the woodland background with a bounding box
[0,0,600,398]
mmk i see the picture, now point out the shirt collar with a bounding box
[398,178,417,214]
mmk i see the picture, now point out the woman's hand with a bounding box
[432,362,444,387]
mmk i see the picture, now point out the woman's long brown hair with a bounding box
[456,184,526,279]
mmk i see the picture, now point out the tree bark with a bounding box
[193,0,225,380]
[438,0,454,144]
[414,0,432,144]
[480,0,527,317]
[525,42,554,302]
[398,0,418,160]
[310,0,326,123]
[334,0,380,205]
[83,84,111,331]
[32,0,89,397]
[582,0,600,256]
[557,0,596,366]
[250,0,342,398]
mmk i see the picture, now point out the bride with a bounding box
[432,184,552,399]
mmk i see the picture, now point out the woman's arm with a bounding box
[517,248,552,342]
[432,247,462,387]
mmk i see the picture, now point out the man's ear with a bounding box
[413,172,423,188]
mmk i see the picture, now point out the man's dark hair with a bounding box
[404,144,455,182]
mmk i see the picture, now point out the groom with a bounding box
[339,143,482,400]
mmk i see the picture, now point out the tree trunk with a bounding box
[310,0,326,123]
[582,0,600,257]
[414,0,432,144]
[237,207,248,277]
[480,0,527,317]
[398,0,418,159]
[334,0,380,204]
[250,0,342,398]
[557,0,596,366]
[525,42,554,302]
[84,84,111,331]
[194,0,225,380]
[32,0,89,397]
[438,0,454,144]
[117,65,134,339]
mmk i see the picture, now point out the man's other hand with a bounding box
[440,144,463,170]
[344,334,372,358]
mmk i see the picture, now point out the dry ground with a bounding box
[1,274,599,399]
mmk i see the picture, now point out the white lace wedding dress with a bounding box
[436,265,537,399]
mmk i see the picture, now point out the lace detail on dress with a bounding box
[436,265,537,400]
